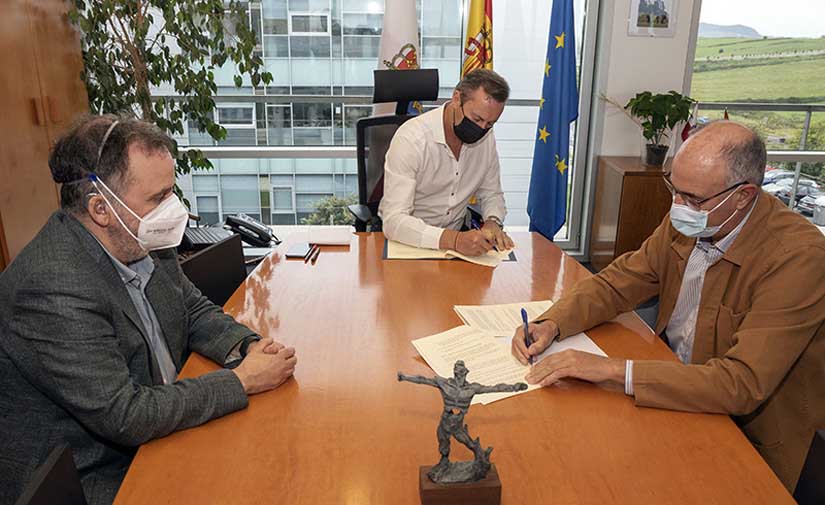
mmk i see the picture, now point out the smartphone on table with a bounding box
[285,242,312,259]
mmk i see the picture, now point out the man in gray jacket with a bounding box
[0,115,297,505]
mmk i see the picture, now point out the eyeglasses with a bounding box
[662,173,747,211]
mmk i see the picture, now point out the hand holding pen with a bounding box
[471,221,499,252]
[512,316,561,366]
[521,308,534,365]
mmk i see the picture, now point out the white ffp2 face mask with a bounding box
[669,188,741,238]
[91,176,189,251]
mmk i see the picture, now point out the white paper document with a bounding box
[386,240,512,268]
[307,226,353,245]
[454,300,554,336]
[411,325,608,405]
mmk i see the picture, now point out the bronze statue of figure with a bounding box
[398,360,527,483]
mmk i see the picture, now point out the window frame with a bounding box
[272,184,297,214]
[194,193,223,224]
[266,104,295,145]
[216,104,256,128]
[288,12,332,36]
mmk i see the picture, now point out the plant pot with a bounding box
[643,143,669,167]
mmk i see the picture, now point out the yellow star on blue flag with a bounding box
[555,32,566,48]
[538,126,550,143]
[555,155,568,174]
[527,0,579,240]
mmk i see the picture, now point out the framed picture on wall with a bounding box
[628,0,678,37]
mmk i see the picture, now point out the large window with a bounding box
[180,0,599,240]
[690,0,825,211]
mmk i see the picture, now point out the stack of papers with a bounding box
[386,240,513,268]
[307,226,353,245]
[410,301,607,405]
[454,300,553,336]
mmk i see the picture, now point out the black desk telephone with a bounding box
[225,214,280,247]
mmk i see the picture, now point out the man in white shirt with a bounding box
[379,69,514,255]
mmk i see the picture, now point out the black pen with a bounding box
[303,244,317,263]
[309,245,320,264]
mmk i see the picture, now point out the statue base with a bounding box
[419,464,501,505]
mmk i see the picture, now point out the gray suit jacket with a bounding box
[0,211,255,505]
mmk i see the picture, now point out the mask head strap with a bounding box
[95,120,119,173]
[61,119,120,186]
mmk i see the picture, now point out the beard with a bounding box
[108,216,149,264]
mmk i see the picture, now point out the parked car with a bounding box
[796,192,825,216]
[774,179,821,205]
[762,169,795,186]
[763,179,797,196]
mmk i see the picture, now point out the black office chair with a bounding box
[180,233,247,307]
[794,429,825,505]
[15,444,87,505]
[348,115,415,232]
[348,69,439,232]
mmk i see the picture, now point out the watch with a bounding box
[486,215,503,229]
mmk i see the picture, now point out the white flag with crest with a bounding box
[374,0,421,115]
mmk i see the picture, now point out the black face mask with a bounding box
[453,104,490,144]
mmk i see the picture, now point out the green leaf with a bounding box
[626,90,694,144]
[72,0,279,184]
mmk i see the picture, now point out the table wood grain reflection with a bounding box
[114,232,792,505]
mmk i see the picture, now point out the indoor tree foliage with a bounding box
[68,0,272,198]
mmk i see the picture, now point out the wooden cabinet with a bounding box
[0,0,88,268]
[589,156,672,271]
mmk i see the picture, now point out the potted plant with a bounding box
[625,90,695,167]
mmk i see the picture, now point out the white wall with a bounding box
[593,0,699,157]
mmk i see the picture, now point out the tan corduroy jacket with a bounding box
[538,192,825,491]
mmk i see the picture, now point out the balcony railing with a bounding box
[697,102,824,208]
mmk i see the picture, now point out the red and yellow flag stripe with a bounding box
[461,0,493,76]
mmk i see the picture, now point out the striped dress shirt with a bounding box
[625,199,757,395]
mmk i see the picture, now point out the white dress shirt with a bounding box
[378,104,507,249]
[625,199,757,396]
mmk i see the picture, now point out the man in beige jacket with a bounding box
[512,121,825,491]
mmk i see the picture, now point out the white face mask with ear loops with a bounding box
[90,175,189,251]
[669,188,741,238]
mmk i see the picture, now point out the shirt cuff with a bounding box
[422,225,446,250]
[480,202,506,225]
[624,360,635,396]
[225,335,261,365]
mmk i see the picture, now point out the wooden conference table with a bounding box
[114,232,793,505]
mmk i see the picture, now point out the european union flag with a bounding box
[527,0,579,240]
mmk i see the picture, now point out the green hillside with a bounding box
[695,36,825,59]
[691,55,825,102]
[691,37,825,177]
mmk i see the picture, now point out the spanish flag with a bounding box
[461,0,493,76]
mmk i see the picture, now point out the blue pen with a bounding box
[521,308,533,365]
